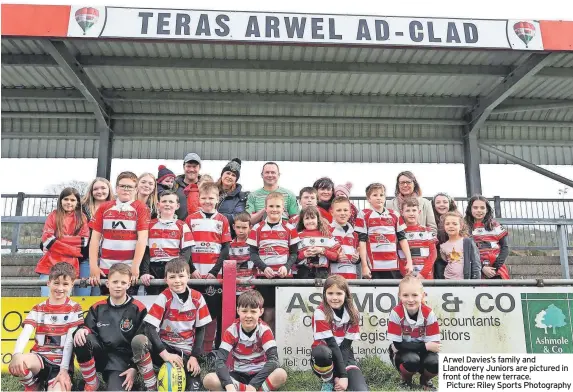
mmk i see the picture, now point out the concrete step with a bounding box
[1,254,40,266]
[1,286,40,296]
[506,256,573,266]
[511,274,561,280]
[508,264,563,277]
[2,265,37,277]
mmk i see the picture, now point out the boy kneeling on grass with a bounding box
[9,263,83,392]
[203,290,287,392]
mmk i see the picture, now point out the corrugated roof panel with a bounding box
[84,67,500,96]
[2,118,99,137]
[1,39,46,54]
[489,108,573,122]
[511,77,573,99]
[1,98,92,113]
[65,40,526,65]
[109,100,463,118]
[480,145,573,165]
[1,65,75,88]
[480,124,573,142]
[113,137,463,163]
[1,137,98,158]
[113,119,461,140]
[551,53,573,68]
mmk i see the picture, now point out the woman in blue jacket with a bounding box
[216,158,249,238]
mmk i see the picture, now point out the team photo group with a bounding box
[8,153,510,392]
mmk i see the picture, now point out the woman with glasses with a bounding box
[386,171,437,234]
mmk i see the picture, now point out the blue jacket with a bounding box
[217,184,249,236]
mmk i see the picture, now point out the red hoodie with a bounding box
[36,210,89,275]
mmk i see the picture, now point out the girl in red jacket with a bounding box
[465,195,510,280]
[296,206,341,279]
[37,187,89,296]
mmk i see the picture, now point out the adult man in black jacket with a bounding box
[73,263,147,391]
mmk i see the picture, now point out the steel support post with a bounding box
[557,225,571,279]
[96,125,113,180]
[463,128,482,197]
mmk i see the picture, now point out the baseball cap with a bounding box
[184,153,202,164]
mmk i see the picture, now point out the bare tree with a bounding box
[36,180,90,215]
[45,180,89,196]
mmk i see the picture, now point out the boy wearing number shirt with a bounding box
[203,290,287,391]
[399,198,437,279]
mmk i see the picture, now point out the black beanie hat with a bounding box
[221,158,242,180]
[157,165,175,183]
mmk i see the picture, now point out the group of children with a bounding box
[22,167,512,391]
[11,260,440,392]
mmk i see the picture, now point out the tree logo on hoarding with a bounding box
[513,21,536,48]
[535,304,567,335]
[521,293,572,354]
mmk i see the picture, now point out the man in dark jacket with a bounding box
[173,152,202,220]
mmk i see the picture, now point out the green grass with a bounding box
[1,356,436,391]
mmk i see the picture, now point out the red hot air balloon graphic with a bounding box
[513,21,536,47]
[75,7,100,35]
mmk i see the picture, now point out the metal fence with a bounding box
[1,193,572,254]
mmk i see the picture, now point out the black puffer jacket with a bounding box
[217,184,249,236]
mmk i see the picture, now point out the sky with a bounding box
[1,159,571,200]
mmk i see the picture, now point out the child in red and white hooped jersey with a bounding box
[296,206,341,279]
[355,183,413,279]
[9,263,83,392]
[248,192,300,330]
[310,275,367,392]
[387,276,441,391]
[225,212,255,296]
[186,182,232,353]
[89,171,150,296]
[465,195,510,280]
[330,197,360,279]
[399,198,437,279]
[131,259,212,391]
[140,190,196,295]
[203,290,288,392]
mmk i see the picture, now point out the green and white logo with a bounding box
[521,293,573,353]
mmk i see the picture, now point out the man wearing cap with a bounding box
[246,161,299,224]
[173,152,202,220]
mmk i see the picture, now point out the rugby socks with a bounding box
[19,368,38,390]
[399,363,415,382]
[420,369,437,386]
[79,358,99,388]
[136,352,157,390]
[312,361,334,382]
[259,377,276,391]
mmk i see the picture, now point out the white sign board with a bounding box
[68,6,543,50]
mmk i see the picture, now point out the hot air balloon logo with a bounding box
[513,21,536,48]
[75,7,100,35]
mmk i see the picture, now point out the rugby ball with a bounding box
[157,362,186,392]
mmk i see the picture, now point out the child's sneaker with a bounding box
[84,379,100,392]
[421,379,437,391]
[321,381,334,391]
[23,383,40,392]
[398,379,414,390]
